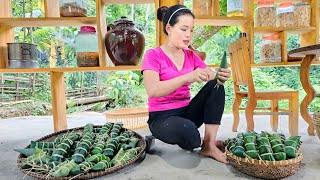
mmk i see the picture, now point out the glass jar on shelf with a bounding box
[227,0,244,17]
[276,2,294,27]
[193,0,213,16]
[293,2,311,27]
[260,34,282,63]
[255,0,276,27]
[75,26,99,67]
[59,0,87,17]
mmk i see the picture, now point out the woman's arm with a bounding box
[143,68,209,98]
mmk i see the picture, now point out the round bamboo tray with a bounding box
[17,125,146,180]
[313,111,320,139]
[104,108,148,130]
[226,149,303,180]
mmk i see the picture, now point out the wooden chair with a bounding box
[228,37,299,136]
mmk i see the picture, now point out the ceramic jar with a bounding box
[105,16,145,66]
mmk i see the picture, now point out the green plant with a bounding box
[105,71,140,108]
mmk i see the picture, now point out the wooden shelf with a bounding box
[254,0,303,2]
[0,17,97,27]
[103,0,155,4]
[0,66,141,73]
[2,61,319,73]
[195,16,250,26]
[251,60,320,67]
[254,27,317,35]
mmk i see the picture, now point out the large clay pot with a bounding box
[105,16,145,66]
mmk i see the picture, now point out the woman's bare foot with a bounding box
[215,140,226,152]
[200,139,226,152]
[200,142,228,164]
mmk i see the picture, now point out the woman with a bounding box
[141,4,231,164]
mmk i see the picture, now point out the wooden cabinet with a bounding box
[0,0,319,131]
[0,0,157,71]
[252,0,319,66]
[0,0,158,132]
[181,0,320,67]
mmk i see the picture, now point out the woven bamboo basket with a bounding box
[104,108,148,130]
[313,111,320,139]
[226,149,303,180]
[17,125,146,180]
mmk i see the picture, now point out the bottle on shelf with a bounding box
[75,26,99,67]
[293,2,311,27]
[260,34,282,63]
[59,0,87,17]
[276,2,294,27]
[227,0,244,17]
[255,0,276,27]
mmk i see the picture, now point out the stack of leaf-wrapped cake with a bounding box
[226,131,303,179]
[16,122,144,179]
[226,131,301,161]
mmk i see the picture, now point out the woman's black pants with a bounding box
[147,80,225,150]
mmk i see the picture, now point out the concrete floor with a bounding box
[1,112,320,180]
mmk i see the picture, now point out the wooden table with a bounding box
[288,44,320,135]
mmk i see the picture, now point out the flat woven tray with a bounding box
[104,108,148,130]
[226,149,303,180]
[17,125,146,180]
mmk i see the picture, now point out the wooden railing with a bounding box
[0,73,37,101]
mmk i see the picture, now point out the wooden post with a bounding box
[158,0,181,46]
[44,0,59,17]
[50,71,67,132]
[15,74,20,101]
[0,0,12,18]
[279,32,287,62]
[0,73,3,95]
[193,0,212,16]
[65,72,69,90]
[31,73,36,96]
[96,72,99,95]
[0,0,13,69]
[81,72,85,98]
[97,0,108,67]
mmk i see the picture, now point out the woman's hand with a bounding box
[204,67,216,80]
[216,68,231,85]
[185,68,209,83]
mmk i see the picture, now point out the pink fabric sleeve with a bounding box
[141,49,161,74]
[192,51,207,69]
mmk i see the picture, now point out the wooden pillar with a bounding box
[15,74,20,101]
[279,32,287,62]
[31,73,36,96]
[157,0,181,46]
[0,1,13,69]
[81,72,84,98]
[0,0,12,18]
[0,73,3,95]
[97,0,108,67]
[50,71,67,132]
[44,0,59,17]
